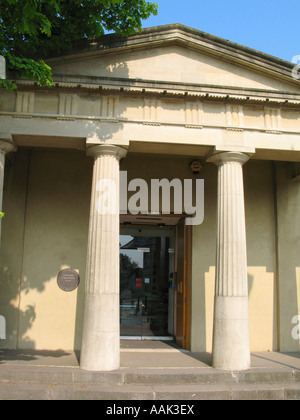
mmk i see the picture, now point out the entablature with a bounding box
[0,79,300,162]
[1,80,300,134]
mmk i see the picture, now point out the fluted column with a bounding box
[80,144,127,371]
[209,151,251,371]
[0,136,16,244]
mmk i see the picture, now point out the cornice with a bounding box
[8,76,300,106]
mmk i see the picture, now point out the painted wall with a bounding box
[0,148,92,350]
[276,162,300,352]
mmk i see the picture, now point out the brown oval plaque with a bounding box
[57,269,80,292]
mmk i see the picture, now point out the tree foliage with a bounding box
[0,0,158,88]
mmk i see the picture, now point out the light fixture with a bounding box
[189,160,202,175]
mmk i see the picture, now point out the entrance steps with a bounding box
[0,347,300,399]
[0,362,300,400]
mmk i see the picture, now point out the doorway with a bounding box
[120,227,175,340]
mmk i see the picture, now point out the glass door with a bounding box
[120,227,174,339]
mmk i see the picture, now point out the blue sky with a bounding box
[141,0,299,63]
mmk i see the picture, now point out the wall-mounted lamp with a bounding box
[189,160,202,175]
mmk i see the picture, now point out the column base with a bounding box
[80,294,120,371]
[80,332,120,371]
[212,296,250,371]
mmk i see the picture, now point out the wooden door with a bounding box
[174,218,191,349]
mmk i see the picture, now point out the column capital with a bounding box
[86,144,127,160]
[0,135,16,154]
[206,146,255,166]
[207,151,251,166]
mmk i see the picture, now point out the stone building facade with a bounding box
[0,24,299,371]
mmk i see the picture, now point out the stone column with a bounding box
[80,144,127,371]
[0,136,16,243]
[208,151,251,371]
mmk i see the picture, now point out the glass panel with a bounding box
[120,230,173,338]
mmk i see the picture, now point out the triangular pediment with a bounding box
[47,24,300,95]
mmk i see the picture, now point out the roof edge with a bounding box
[141,24,294,69]
[47,23,294,71]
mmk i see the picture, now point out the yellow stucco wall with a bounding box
[0,148,92,350]
[276,162,300,352]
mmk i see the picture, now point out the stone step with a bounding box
[1,350,299,399]
[1,365,300,400]
[0,381,300,400]
[123,368,300,385]
[0,365,300,386]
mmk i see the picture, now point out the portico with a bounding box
[0,24,300,372]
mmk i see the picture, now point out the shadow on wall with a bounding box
[273,161,300,352]
[245,160,299,352]
[0,55,131,351]
[244,160,278,352]
[0,148,93,351]
[190,159,299,354]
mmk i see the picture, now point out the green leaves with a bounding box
[2,51,52,87]
[0,212,5,219]
[0,0,56,87]
[0,0,158,89]
[100,0,158,35]
[2,0,60,37]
